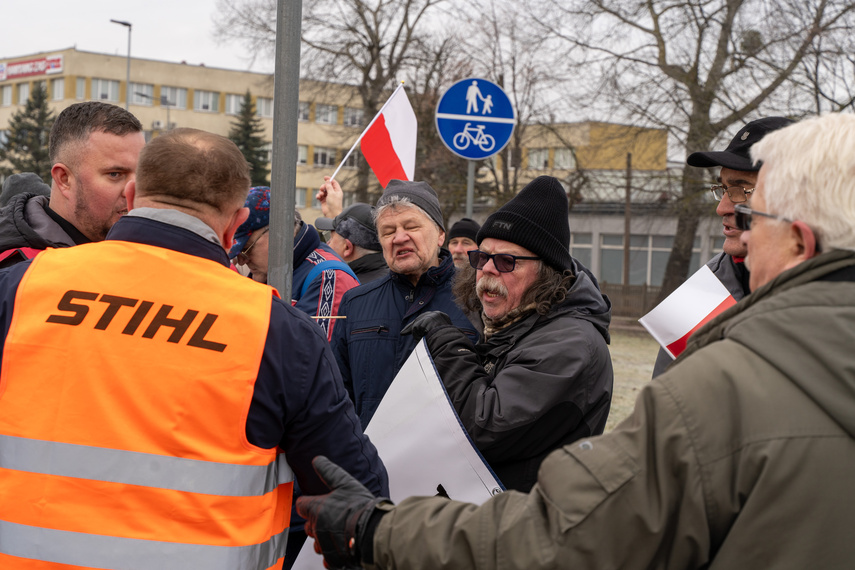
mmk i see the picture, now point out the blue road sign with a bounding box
[435,78,516,161]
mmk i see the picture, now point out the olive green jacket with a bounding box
[369,249,855,569]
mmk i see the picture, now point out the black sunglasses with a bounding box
[734,204,793,231]
[468,250,541,273]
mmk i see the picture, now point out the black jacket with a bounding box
[423,259,613,491]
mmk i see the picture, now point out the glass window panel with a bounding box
[313,146,336,167]
[225,94,243,115]
[92,78,119,102]
[18,83,30,104]
[602,234,623,247]
[130,83,154,105]
[652,235,674,249]
[600,249,623,284]
[572,232,592,245]
[630,234,647,247]
[256,97,273,118]
[629,250,648,285]
[298,101,310,121]
[650,251,670,286]
[527,148,548,169]
[51,78,64,100]
[713,236,725,251]
[162,86,187,110]
[295,188,307,208]
[343,107,364,127]
[76,78,86,100]
[693,236,701,248]
[297,145,308,165]
[194,90,219,112]
[553,147,575,170]
[316,104,338,124]
[1,85,11,106]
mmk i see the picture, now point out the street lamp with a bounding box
[110,19,132,110]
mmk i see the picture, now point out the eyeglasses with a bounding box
[710,184,754,203]
[236,227,269,265]
[468,250,541,273]
[733,204,794,231]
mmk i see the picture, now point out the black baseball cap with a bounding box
[687,116,794,172]
[315,202,376,233]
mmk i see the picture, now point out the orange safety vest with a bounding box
[0,241,292,569]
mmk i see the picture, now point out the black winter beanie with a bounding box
[477,175,571,271]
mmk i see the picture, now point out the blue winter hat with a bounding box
[229,186,271,258]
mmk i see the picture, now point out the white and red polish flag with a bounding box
[330,82,417,188]
[639,265,737,359]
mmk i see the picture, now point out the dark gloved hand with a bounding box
[400,311,453,340]
[296,456,393,569]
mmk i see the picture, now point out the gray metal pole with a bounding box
[466,160,475,218]
[110,20,132,110]
[267,0,303,300]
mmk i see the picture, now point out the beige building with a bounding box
[0,48,374,221]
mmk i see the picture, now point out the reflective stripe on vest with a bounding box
[0,241,292,569]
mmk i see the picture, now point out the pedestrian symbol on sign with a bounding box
[436,78,515,161]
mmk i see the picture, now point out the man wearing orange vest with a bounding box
[0,128,388,569]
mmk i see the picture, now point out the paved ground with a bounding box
[605,319,661,432]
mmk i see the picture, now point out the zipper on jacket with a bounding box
[351,325,389,335]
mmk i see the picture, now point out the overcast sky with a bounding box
[2,1,274,72]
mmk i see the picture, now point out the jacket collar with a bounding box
[106,214,232,267]
[390,248,456,289]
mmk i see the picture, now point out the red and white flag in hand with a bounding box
[639,265,737,359]
[331,83,416,188]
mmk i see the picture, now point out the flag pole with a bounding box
[329,81,406,182]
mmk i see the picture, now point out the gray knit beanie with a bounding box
[376,179,445,230]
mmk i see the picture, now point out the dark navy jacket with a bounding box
[0,214,389,502]
[330,250,478,428]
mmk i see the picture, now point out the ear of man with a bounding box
[790,220,819,263]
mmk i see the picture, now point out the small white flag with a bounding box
[292,340,502,569]
[639,265,737,359]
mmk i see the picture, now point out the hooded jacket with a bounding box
[0,193,79,266]
[369,249,855,570]
[422,258,613,491]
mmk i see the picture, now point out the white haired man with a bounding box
[297,113,855,569]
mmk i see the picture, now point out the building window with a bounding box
[297,145,308,165]
[295,188,307,208]
[162,86,187,110]
[256,97,273,118]
[1,85,11,106]
[343,152,360,169]
[76,77,86,100]
[527,148,549,169]
[0,130,8,146]
[130,83,154,106]
[50,78,65,101]
[553,147,575,170]
[194,90,219,113]
[313,146,336,167]
[225,93,244,115]
[298,101,310,122]
[343,107,364,127]
[17,83,30,105]
[92,78,119,102]
[599,234,702,286]
[569,233,592,272]
[315,104,338,125]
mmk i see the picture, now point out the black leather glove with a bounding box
[400,310,453,340]
[296,456,393,569]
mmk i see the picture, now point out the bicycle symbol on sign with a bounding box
[453,123,496,152]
